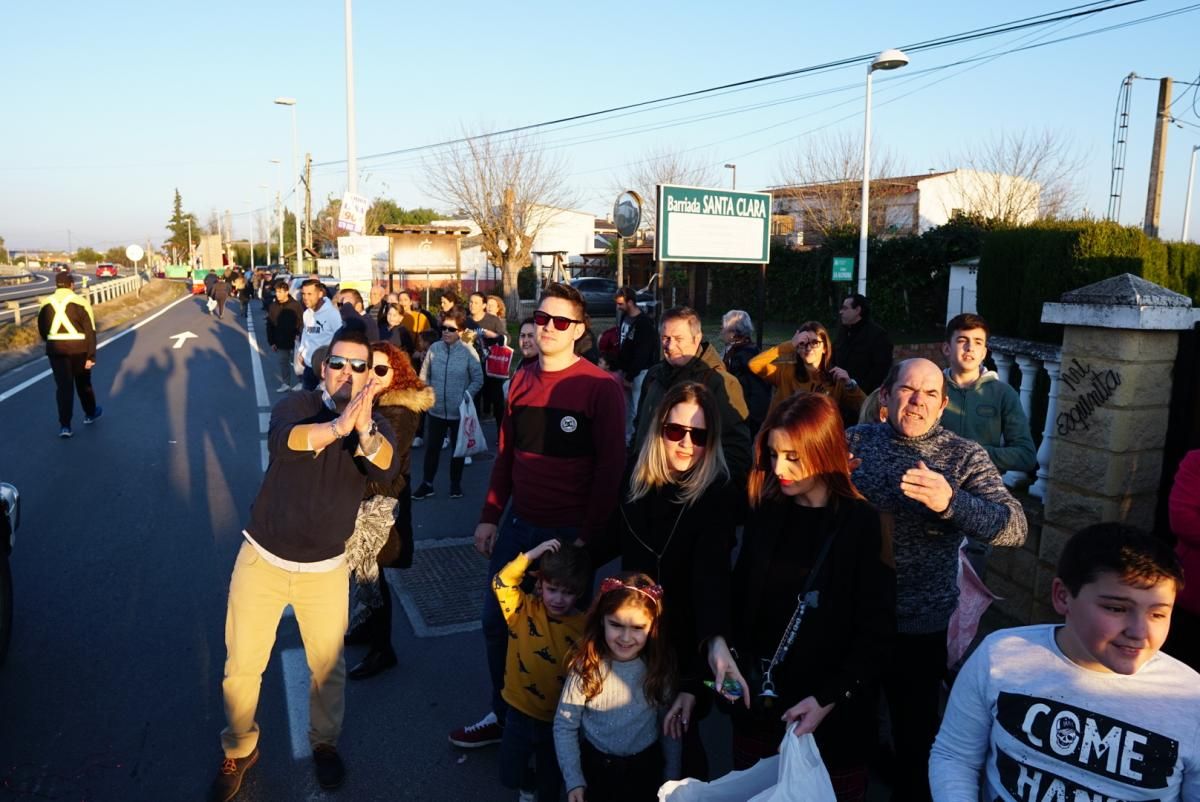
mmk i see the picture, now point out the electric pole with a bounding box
[1143,77,1172,238]
[303,152,313,261]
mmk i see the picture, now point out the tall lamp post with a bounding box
[344,0,358,195]
[857,48,909,297]
[274,97,303,274]
[258,184,272,265]
[724,163,737,190]
[1183,144,1200,243]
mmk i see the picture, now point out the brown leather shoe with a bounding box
[207,748,259,802]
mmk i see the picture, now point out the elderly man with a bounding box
[631,306,751,482]
[209,327,397,802]
[846,357,1027,802]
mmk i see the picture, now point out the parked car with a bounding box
[569,276,657,317]
[96,263,119,278]
[49,262,70,273]
[1,482,19,665]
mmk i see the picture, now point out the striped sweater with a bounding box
[845,422,1027,634]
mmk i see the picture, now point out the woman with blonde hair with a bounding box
[602,381,738,779]
[749,320,866,428]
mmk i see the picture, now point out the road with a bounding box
[0,270,128,325]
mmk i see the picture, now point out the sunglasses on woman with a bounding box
[661,422,708,447]
[325,355,368,373]
[371,364,391,377]
[532,310,583,331]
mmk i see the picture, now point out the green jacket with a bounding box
[632,341,752,484]
[941,369,1036,473]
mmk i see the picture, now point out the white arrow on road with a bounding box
[170,331,198,349]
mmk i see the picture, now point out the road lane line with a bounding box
[280,646,312,760]
[258,412,271,433]
[260,441,269,473]
[245,314,269,409]
[0,291,196,404]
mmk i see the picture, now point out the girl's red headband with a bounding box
[599,576,664,607]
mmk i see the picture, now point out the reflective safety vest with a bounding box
[43,292,92,341]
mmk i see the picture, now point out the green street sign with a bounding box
[655,184,772,264]
[832,256,854,282]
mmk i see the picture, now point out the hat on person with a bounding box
[55,272,74,288]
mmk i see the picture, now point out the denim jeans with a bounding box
[498,708,561,801]
[482,513,579,724]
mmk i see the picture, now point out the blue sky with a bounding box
[4,0,1199,252]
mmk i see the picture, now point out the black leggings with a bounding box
[421,415,463,488]
[580,738,663,802]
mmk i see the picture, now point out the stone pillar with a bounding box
[1037,274,1197,618]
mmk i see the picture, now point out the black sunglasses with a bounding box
[533,310,583,331]
[662,422,708,447]
[372,364,391,377]
[441,325,459,333]
[325,355,368,373]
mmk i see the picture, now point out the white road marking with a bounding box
[258,412,271,433]
[0,291,196,404]
[245,314,269,409]
[260,440,269,473]
[169,331,198,349]
[279,645,312,760]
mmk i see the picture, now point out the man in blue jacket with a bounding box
[208,327,397,802]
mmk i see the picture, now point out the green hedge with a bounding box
[708,216,989,340]
[978,221,1200,341]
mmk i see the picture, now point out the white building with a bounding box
[768,169,1041,245]
[433,205,598,283]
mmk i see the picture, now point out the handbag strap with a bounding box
[762,528,837,682]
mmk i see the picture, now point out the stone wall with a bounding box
[981,495,1060,625]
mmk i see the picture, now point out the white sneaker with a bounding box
[442,436,450,448]
[276,382,290,393]
[517,791,535,802]
[412,436,424,448]
[291,382,303,391]
[465,456,473,465]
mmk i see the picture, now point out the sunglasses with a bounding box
[662,422,708,447]
[796,339,823,350]
[440,325,459,333]
[372,364,391,377]
[325,355,368,373]
[533,310,583,331]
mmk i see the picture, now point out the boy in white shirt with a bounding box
[930,522,1200,801]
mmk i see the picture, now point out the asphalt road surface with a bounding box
[0,294,759,802]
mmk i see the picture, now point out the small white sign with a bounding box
[336,235,389,292]
[337,192,370,234]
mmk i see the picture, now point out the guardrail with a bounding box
[2,271,150,326]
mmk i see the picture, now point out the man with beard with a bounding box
[208,328,397,801]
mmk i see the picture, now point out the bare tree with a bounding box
[611,145,719,226]
[774,131,907,241]
[424,132,575,319]
[950,129,1083,223]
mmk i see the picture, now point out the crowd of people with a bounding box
[204,274,1200,802]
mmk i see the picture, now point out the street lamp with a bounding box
[724,163,737,190]
[258,184,272,264]
[274,97,303,273]
[857,48,909,297]
[1183,145,1200,243]
[269,159,284,263]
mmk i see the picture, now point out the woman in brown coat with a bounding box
[749,321,866,428]
[347,340,435,680]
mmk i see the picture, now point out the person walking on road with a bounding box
[298,279,342,391]
[413,306,483,501]
[37,272,102,438]
[614,286,658,445]
[211,275,231,319]
[208,327,398,802]
[265,280,304,393]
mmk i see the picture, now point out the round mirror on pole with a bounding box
[613,191,642,239]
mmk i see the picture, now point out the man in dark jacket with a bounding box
[632,306,751,482]
[831,293,893,394]
[614,286,658,444]
[266,280,305,392]
[336,288,380,342]
[37,272,102,438]
[209,328,397,802]
[211,276,231,319]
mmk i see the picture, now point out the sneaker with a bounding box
[59,426,73,439]
[412,436,424,448]
[464,455,473,466]
[83,406,103,424]
[449,485,464,499]
[449,711,503,748]
[442,436,450,448]
[207,748,259,802]
[518,791,536,802]
[276,382,291,393]
[411,483,435,501]
[291,382,303,391]
[312,744,345,790]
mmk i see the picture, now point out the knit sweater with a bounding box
[554,657,659,793]
[845,422,1027,633]
[495,553,586,722]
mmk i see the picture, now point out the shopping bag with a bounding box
[485,345,514,378]
[947,541,1001,667]
[454,393,488,458]
[747,733,836,802]
[658,755,779,802]
[206,297,217,312]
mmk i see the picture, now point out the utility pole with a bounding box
[303,152,313,261]
[1143,77,1172,238]
[187,218,193,269]
[277,191,284,265]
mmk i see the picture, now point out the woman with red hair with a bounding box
[705,392,895,800]
[345,341,434,680]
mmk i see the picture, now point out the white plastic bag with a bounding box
[454,393,487,458]
[658,734,835,802]
[748,733,836,802]
[206,297,217,312]
[658,755,778,802]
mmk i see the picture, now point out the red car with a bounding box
[96,263,119,278]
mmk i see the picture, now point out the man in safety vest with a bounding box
[37,272,102,438]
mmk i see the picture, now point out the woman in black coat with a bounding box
[704,392,895,801]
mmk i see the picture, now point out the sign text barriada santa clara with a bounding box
[656,184,772,264]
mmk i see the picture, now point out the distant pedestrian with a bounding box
[37,272,102,438]
[211,276,230,318]
[265,280,304,393]
[832,293,893,394]
[380,304,416,354]
[298,279,342,391]
[208,327,398,802]
[614,287,658,444]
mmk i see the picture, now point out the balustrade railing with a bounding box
[986,335,1062,498]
